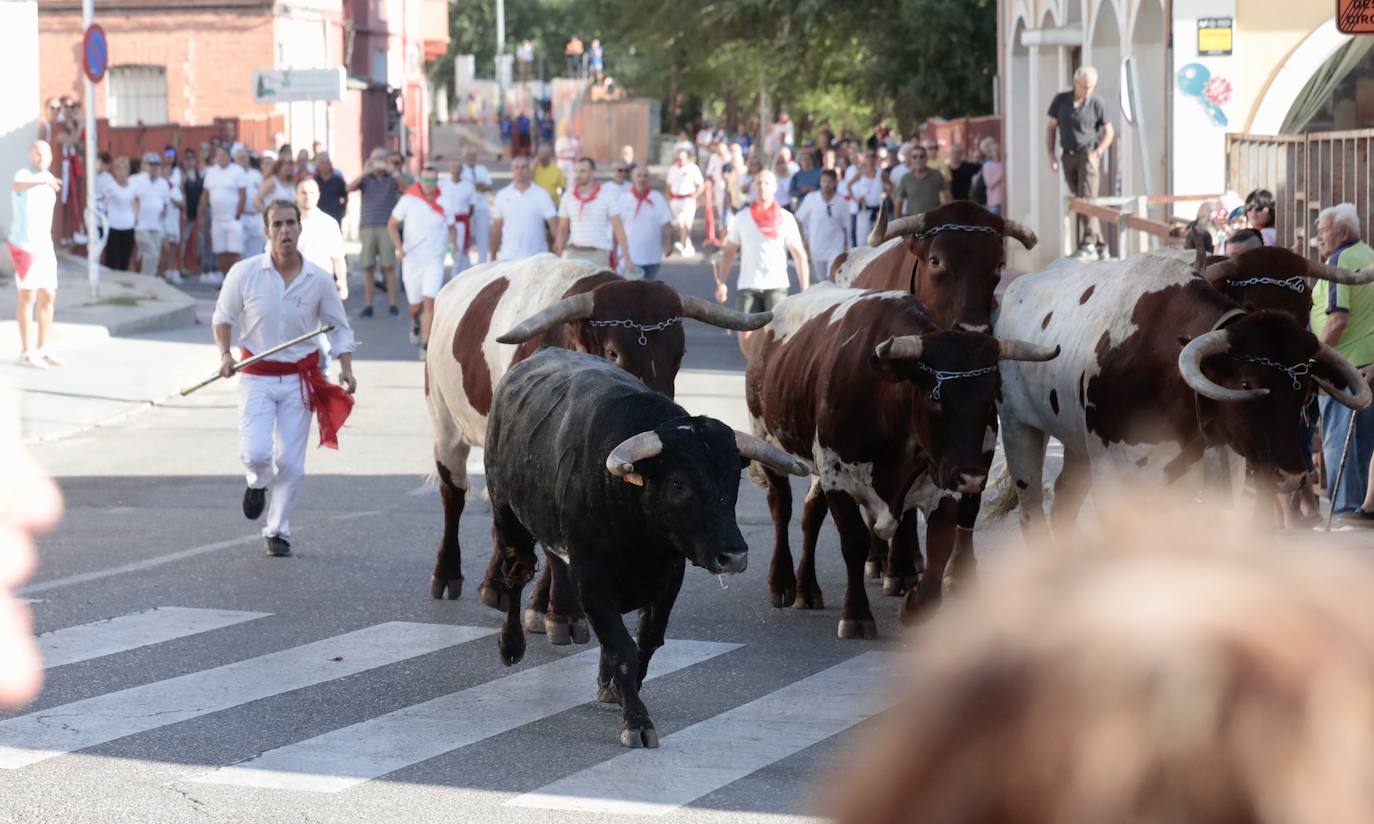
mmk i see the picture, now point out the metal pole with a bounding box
[495,0,505,55]
[83,0,98,297]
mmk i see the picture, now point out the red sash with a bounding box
[240,349,354,450]
[403,182,445,217]
[749,201,781,239]
[454,213,473,254]
[6,244,32,281]
[572,183,601,217]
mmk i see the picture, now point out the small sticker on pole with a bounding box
[83,24,108,83]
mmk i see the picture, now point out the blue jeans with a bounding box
[639,263,661,280]
[1320,393,1374,513]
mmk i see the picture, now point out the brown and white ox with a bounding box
[745,284,1058,636]
[822,202,1039,594]
[996,248,1372,533]
[424,254,769,631]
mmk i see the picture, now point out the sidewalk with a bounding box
[1,253,209,443]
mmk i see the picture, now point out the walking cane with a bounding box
[1326,415,1358,532]
[179,324,335,397]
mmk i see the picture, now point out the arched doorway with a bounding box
[1251,17,1348,134]
[1129,0,1166,200]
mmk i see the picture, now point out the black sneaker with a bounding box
[388,305,400,317]
[359,306,374,319]
[243,486,266,520]
[409,317,422,345]
[265,536,292,557]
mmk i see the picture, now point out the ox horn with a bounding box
[1306,259,1374,285]
[997,339,1060,362]
[1202,258,1239,285]
[734,431,811,477]
[606,431,664,477]
[1313,344,1373,411]
[1001,218,1038,249]
[678,294,772,331]
[1177,330,1270,402]
[869,210,927,247]
[874,335,923,360]
[495,293,596,344]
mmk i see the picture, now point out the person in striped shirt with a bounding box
[553,157,630,269]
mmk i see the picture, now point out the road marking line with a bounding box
[332,511,381,521]
[19,599,46,605]
[507,651,898,816]
[18,534,262,596]
[38,607,270,669]
[193,639,741,792]
[0,622,495,769]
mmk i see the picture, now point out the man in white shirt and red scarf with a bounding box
[616,164,673,280]
[213,200,357,558]
[388,165,456,359]
[554,157,630,269]
[715,170,809,355]
[666,148,705,257]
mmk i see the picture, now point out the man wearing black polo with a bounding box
[1047,66,1115,261]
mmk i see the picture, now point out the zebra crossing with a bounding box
[1,604,901,819]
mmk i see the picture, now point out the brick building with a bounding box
[37,0,447,176]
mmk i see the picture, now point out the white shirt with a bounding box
[212,253,356,362]
[204,163,247,223]
[462,163,493,214]
[493,183,557,261]
[241,167,264,216]
[705,154,726,184]
[851,173,884,209]
[297,208,346,275]
[390,193,452,263]
[438,177,477,220]
[10,168,57,250]
[796,191,850,262]
[617,187,671,266]
[558,184,619,250]
[100,176,137,231]
[164,167,184,217]
[666,162,704,197]
[726,204,803,291]
[258,177,295,210]
[129,172,170,231]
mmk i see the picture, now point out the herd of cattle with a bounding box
[421,200,1374,748]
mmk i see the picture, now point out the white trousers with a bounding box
[469,211,491,264]
[239,374,312,538]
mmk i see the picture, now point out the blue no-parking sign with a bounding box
[83,24,108,83]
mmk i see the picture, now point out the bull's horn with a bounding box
[734,431,811,477]
[495,293,595,344]
[874,335,923,360]
[1314,344,1373,410]
[678,294,771,331]
[870,212,927,247]
[1177,330,1270,402]
[1306,260,1374,285]
[605,431,664,477]
[997,338,1060,362]
[1002,218,1038,250]
[866,201,891,247]
[1202,258,1239,286]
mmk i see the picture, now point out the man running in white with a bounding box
[491,155,558,261]
[461,146,494,265]
[554,157,629,268]
[199,146,247,284]
[666,148,705,257]
[388,165,456,359]
[715,170,809,355]
[9,140,63,368]
[438,158,476,277]
[795,169,850,284]
[213,200,357,558]
[130,152,170,277]
[616,164,673,280]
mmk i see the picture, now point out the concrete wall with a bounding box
[0,0,40,257]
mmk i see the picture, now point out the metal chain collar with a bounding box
[916,224,1002,241]
[1226,275,1308,293]
[1231,354,1312,390]
[584,316,683,346]
[914,362,999,400]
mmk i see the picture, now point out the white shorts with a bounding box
[669,197,696,227]
[402,257,445,304]
[12,244,57,291]
[211,220,244,255]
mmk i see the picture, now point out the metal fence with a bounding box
[1227,130,1374,259]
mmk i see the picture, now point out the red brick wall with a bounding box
[39,8,275,123]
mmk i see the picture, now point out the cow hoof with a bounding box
[498,625,526,667]
[523,607,545,634]
[864,561,882,579]
[881,575,919,597]
[570,619,591,644]
[837,618,879,640]
[768,585,797,609]
[792,589,825,609]
[619,725,660,749]
[597,683,623,705]
[477,583,508,612]
[429,575,463,600]
[545,617,572,645]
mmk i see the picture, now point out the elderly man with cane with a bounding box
[211,199,358,557]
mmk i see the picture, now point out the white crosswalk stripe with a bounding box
[193,638,741,792]
[38,607,270,669]
[507,652,899,816]
[0,622,495,769]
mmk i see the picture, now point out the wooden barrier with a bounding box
[1067,193,1224,256]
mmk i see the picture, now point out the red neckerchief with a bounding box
[239,349,354,449]
[750,200,781,239]
[631,185,653,218]
[404,182,445,217]
[572,183,601,217]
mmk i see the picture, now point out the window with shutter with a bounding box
[107,65,168,127]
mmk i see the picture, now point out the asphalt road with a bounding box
[2,238,1003,824]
